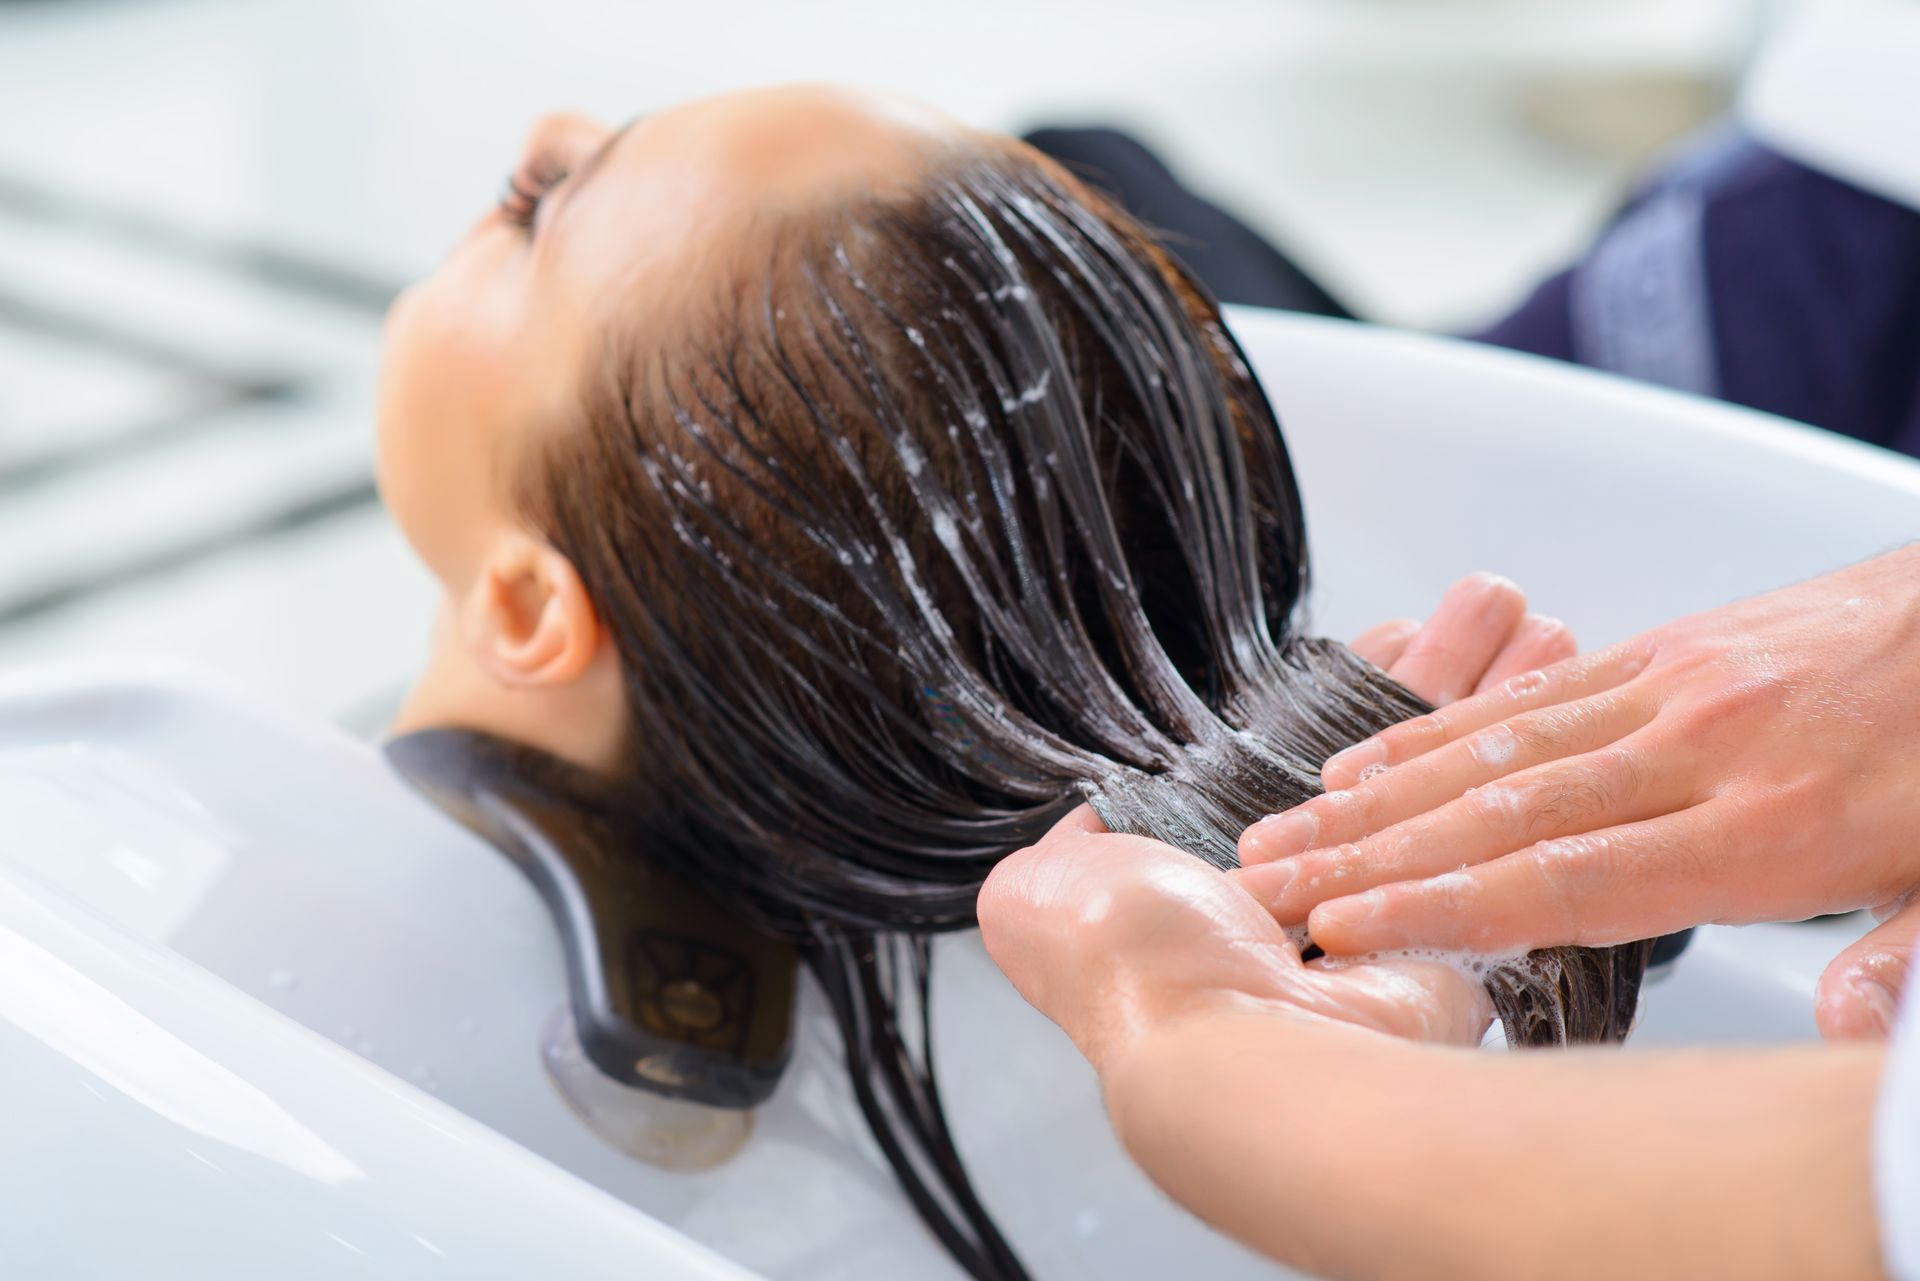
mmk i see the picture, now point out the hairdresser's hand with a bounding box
[1238,546,1920,1038]
[1345,571,1575,706]
[979,807,1491,1071]
[978,581,1541,1067]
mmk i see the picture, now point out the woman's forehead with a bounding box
[534,87,967,349]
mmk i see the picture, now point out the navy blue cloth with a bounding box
[1475,133,1920,456]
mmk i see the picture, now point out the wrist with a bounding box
[1096,995,1396,1128]
[1071,979,1252,1075]
[1097,1002,1466,1280]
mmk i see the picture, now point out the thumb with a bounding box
[1816,897,1920,1040]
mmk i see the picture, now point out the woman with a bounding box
[373,85,1648,1278]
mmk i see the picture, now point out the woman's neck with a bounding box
[390,603,629,775]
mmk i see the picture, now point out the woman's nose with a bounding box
[518,111,613,173]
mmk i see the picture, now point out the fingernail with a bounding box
[1314,890,1381,934]
[1251,810,1318,859]
[1324,740,1383,784]
[1236,859,1298,908]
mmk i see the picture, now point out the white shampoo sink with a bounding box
[2,312,1913,1279]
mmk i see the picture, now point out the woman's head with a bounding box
[380,81,1645,1036]
[378,81,1314,878]
[377,87,965,759]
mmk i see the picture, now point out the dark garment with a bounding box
[1026,124,1920,457]
[1474,131,1920,455]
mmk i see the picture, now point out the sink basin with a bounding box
[2,311,1911,1279]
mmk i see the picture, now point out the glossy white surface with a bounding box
[1240,309,1920,648]
[0,662,1284,1281]
[2,316,1909,1278]
[0,846,754,1281]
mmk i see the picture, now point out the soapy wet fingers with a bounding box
[1348,618,1419,672]
[1817,897,1920,1041]
[1319,640,1654,791]
[1244,732,1675,922]
[1476,614,1577,693]
[1305,800,1737,956]
[1346,581,1565,710]
[1239,689,1655,866]
[1380,573,1526,706]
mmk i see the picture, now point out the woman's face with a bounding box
[375,85,956,591]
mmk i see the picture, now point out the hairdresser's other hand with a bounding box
[1345,571,1575,706]
[1239,546,1920,1038]
[979,806,1490,1071]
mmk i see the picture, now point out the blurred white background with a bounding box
[0,0,1801,729]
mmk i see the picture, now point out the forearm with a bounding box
[1100,1003,1886,1281]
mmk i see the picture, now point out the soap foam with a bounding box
[1468,724,1517,769]
[1315,943,1531,984]
[1467,783,1524,822]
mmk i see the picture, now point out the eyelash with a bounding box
[500,155,569,232]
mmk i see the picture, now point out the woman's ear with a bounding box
[459,532,603,688]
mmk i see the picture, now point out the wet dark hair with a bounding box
[523,140,1653,1280]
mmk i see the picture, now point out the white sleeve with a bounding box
[1879,983,1920,1278]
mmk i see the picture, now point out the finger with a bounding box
[1304,957,1494,1046]
[1476,614,1576,694]
[1243,733,1681,922]
[1319,639,1654,791]
[1384,573,1526,706]
[1303,799,1736,956]
[1816,898,1920,1040]
[1040,802,1109,845]
[1349,618,1419,671]
[1240,688,1656,866]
